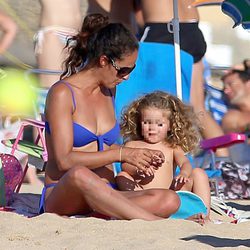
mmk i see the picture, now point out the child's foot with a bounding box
[186,213,206,225]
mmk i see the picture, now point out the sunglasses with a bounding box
[109,57,136,78]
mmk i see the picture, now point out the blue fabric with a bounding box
[72,122,120,150]
[115,42,193,121]
[170,190,207,219]
[39,183,57,214]
[205,84,228,125]
[203,58,228,125]
[45,81,120,150]
[46,121,120,150]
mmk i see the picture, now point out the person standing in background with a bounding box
[87,0,141,35]
[0,10,17,55]
[138,0,229,158]
[35,0,82,89]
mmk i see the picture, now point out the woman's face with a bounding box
[140,107,170,144]
[103,50,138,88]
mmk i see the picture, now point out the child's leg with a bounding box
[116,171,142,191]
[177,168,211,216]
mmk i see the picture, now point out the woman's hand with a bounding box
[121,147,165,175]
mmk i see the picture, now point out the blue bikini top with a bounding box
[45,81,120,151]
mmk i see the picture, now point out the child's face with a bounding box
[140,107,170,144]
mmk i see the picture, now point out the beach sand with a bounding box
[0,2,250,249]
[0,183,249,250]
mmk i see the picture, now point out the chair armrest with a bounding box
[200,133,246,152]
[22,118,45,128]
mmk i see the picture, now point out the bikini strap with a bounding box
[56,80,76,112]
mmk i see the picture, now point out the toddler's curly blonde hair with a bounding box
[120,91,202,154]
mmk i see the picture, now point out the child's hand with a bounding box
[175,174,190,184]
[136,165,155,177]
[151,151,165,169]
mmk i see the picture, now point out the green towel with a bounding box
[3,139,44,158]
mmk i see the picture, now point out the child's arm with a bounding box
[173,147,192,183]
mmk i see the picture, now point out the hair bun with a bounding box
[81,13,109,36]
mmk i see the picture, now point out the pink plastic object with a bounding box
[10,118,47,162]
[0,154,23,205]
[3,118,47,193]
[200,133,246,152]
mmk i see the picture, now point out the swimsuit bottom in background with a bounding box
[140,22,207,63]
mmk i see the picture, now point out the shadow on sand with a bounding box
[181,235,250,248]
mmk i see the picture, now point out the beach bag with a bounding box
[0,153,23,206]
[217,161,250,200]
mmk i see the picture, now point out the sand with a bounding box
[0,1,250,249]
[0,183,249,250]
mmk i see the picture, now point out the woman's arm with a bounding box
[46,85,157,171]
[46,84,121,171]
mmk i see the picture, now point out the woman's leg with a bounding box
[45,166,180,220]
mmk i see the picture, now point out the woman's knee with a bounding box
[150,189,180,218]
[67,166,97,190]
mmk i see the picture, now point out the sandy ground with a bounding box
[0,2,250,249]
[0,183,249,250]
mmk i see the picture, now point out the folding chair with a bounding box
[199,133,247,196]
[1,68,61,193]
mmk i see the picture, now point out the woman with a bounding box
[139,0,229,158]
[35,0,81,88]
[40,13,180,220]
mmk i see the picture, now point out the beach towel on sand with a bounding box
[170,191,208,219]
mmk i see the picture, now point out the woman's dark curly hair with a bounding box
[61,13,139,79]
[120,91,202,154]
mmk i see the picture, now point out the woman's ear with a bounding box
[99,55,109,67]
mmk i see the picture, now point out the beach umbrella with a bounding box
[192,0,222,7]
[171,0,182,100]
[192,0,250,30]
[171,0,249,100]
[171,0,222,100]
[221,0,250,29]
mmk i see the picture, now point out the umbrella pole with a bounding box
[172,0,182,100]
